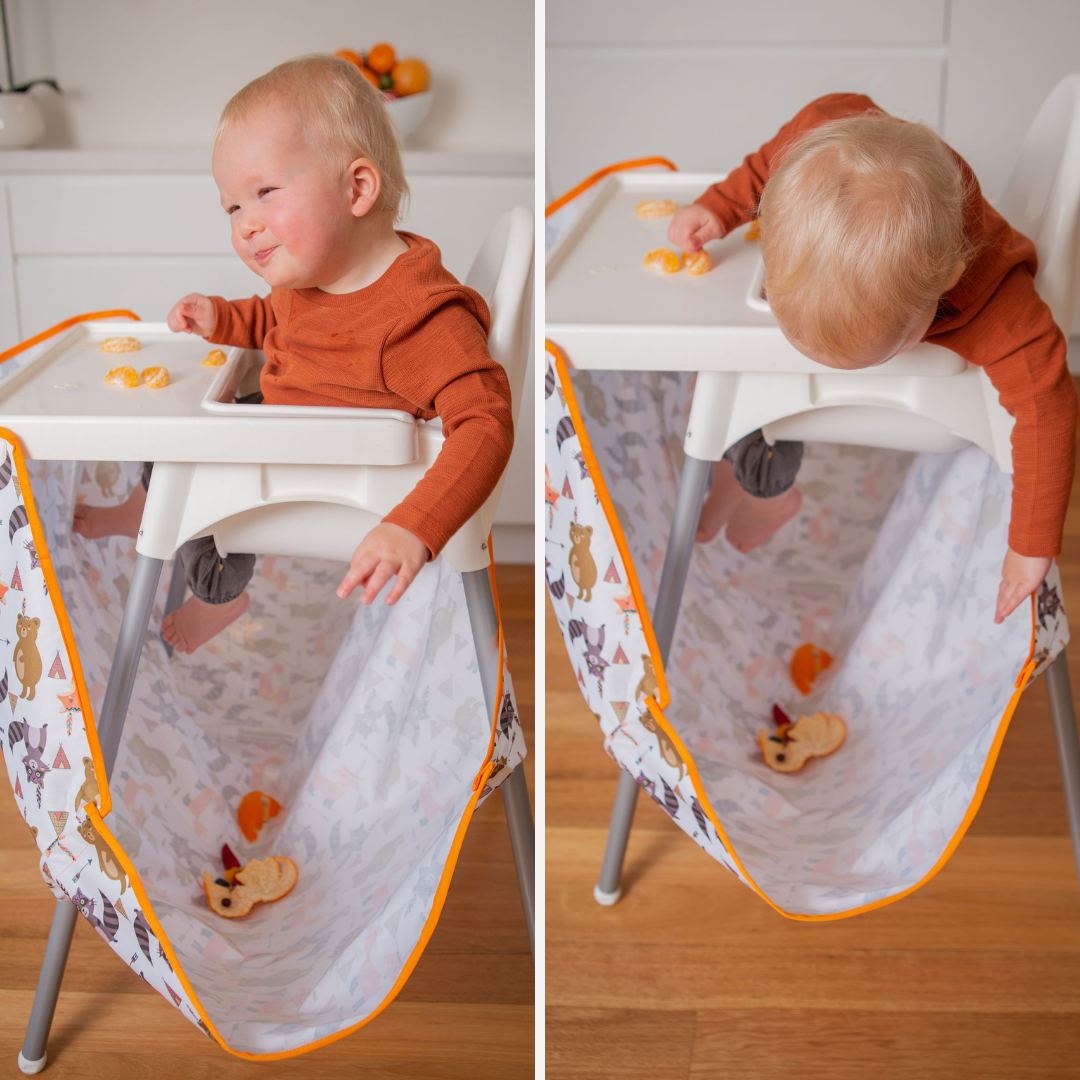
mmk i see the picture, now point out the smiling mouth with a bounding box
[254,246,278,264]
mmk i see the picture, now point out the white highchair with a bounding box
[15,206,535,1073]
[545,76,1080,905]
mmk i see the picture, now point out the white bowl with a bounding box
[383,90,432,141]
[0,93,44,148]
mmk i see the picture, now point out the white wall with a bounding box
[546,0,1080,339]
[7,0,533,154]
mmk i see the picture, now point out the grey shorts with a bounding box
[723,430,803,499]
[140,390,261,605]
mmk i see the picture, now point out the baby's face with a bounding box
[213,103,355,290]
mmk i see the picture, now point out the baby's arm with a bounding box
[337,299,513,605]
[166,292,277,349]
[671,93,880,249]
[933,265,1077,622]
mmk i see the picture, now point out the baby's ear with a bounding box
[347,157,382,219]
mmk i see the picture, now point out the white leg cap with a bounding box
[18,1050,47,1075]
[593,883,622,906]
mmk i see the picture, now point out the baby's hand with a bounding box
[167,293,216,337]
[668,204,723,253]
[996,548,1051,624]
[337,523,430,606]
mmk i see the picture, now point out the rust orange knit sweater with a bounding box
[208,232,513,558]
[694,93,1078,558]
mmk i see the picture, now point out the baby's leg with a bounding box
[161,539,255,654]
[695,459,745,542]
[71,462,150,540]
[720,431,804,553]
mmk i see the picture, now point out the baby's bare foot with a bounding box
[72,484,146,540]
[725,488,803,553]
[162,592,250,654]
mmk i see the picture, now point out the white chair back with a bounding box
[996,72,1080,333]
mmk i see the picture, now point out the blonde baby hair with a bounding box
[757,113,977,366]
[215,54,409,219]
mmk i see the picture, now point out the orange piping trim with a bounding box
[545,157,677,218]
[0,309,141,365]
[553,345,1041,921]
[1,429,111,816]
[548,341,669,708]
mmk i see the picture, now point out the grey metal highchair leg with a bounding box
[594,452,713,906]
[1044,648,1080,894]
[19,553,164,1075]
[160,556,186,658]
[461,567,535,959]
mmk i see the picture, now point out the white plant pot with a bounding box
[0,92,44,148]
[383,91,432,141]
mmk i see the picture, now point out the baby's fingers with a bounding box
[995,578,1029,624]
[337,553,377,600]
[384,562,417,607]
[360,559,398,606]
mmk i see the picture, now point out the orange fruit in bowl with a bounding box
[359,65,381,89]
[366,42,396,75]
[334,48,363,69]
[391,58,429,96]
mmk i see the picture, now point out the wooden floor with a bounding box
[0,564,533,1080]
[547,407,1080,1079]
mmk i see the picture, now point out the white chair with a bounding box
[17,206,534,1073]
[586,75,1080,905]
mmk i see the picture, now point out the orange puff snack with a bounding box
[759,712,847,773]
[101,337,141,354]
[203,856,298,918]
[140,366,170,388]
[642,248,682,274]
[681,250,712,276]
[636,199,678,218]
[202,349,226,367]
[103,366,139,388]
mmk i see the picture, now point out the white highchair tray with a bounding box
[546,171,967,377]
[0,321,418,466]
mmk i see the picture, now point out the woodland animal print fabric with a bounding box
[544,353,1067,917]
[0,438,524,1056]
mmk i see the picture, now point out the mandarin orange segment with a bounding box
[140,365,170,388]
[681,250,712,276]
[745,220,761,241]
[101,337,141,354]
[791,642,833,695]
[103,365,138,388]
[636,199,678,219]
[642,248,682,274]
[201,349,226,367]
[237,789,282,843]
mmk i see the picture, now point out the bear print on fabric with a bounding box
[14,613,42,700]
[568,522,597,601]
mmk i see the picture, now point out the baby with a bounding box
[73,55,513,652]
[669,93,1077,625]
